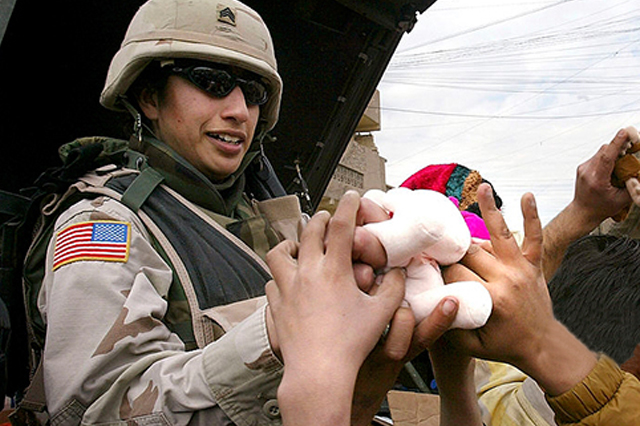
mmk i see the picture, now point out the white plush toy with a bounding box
[363,187,493,329]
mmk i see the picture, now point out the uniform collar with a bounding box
[133,135,258,217]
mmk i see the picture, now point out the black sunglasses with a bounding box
[171,65,269,106]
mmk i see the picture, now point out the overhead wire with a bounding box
[382,0,640,168]
[379,0,640,220]
[379,105,640,120]
[397,1,640,58]
[396,0,580,53]
[391,16,640,68]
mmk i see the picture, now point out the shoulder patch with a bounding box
[53,221,131,270]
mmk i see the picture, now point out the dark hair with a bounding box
[464,179,502,218]
[549,234,640,364]
[116,61,171,138]
[128,61,170,107]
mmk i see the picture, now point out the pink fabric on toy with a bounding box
[461,211,490,240]
[448,197,490,240]
[363,188,493,329]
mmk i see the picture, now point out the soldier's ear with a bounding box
[137,87,160,121]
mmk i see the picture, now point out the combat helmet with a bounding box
[100,0,282,134]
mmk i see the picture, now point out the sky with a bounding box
[375,0,640,233]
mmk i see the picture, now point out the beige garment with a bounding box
[40,197,284,426]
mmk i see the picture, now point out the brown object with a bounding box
[0,409,15,426]
[620,343,640,381]
[612,151,640,188]
[611,143,640,222]
[387,390,440,426]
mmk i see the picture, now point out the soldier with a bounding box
[39,0,292,423]
[35,0,464,425]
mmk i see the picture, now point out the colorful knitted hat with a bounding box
[400,163,502,216]
[400,163,502,240]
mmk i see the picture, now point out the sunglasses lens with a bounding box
[183,66,268,106]
[241,80,268,105]
[190,68,235,97]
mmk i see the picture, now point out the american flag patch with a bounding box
[53,221,131,271]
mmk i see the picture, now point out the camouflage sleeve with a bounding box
[38,196,283,426]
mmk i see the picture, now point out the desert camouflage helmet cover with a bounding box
[100,0,282,132]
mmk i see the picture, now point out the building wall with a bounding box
[318,91,388,214]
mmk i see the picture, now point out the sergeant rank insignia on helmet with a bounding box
[217,5,236,26]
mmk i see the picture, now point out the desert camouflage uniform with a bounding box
[37,136,303,426]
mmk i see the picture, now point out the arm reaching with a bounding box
[266,191,405,425]
[267,191,483,426]
[444,183,598,395]
[542,128,632,280]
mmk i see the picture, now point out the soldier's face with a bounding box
[140,75,259,181]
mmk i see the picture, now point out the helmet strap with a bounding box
[119,96,144,144]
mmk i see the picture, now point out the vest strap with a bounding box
[120,167,165,212]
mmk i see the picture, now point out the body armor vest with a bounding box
[106,172,276,348]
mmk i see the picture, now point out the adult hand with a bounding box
[266,191,406,425]
[572,128,632,225]
[351,297,460,426]
[352,196,390,291]
[542,129,633,279]
[443,183,551,363]
[443,183,597,395]
[349,194,464,425]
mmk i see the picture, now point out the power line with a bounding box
[384,34,640,166]
[399,1,639,56]
[391,22,640,68]
[433,2,566,11]
[398,0,580,52]
[378,106,640,120]
[379,0,640,208]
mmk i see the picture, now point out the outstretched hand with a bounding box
[351,194,466,425]
[573,128,633,224]
[541,129,635,280]
[444,183,597,395]
[267,191,472,426]
[266,191,406,425]
[443,184,552,364]
[351,297,461,426]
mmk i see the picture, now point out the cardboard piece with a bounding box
[387,390,440,426]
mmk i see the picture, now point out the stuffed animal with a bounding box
[612,126,640,221]
[449,196,491,240]
[363,187,493,329]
